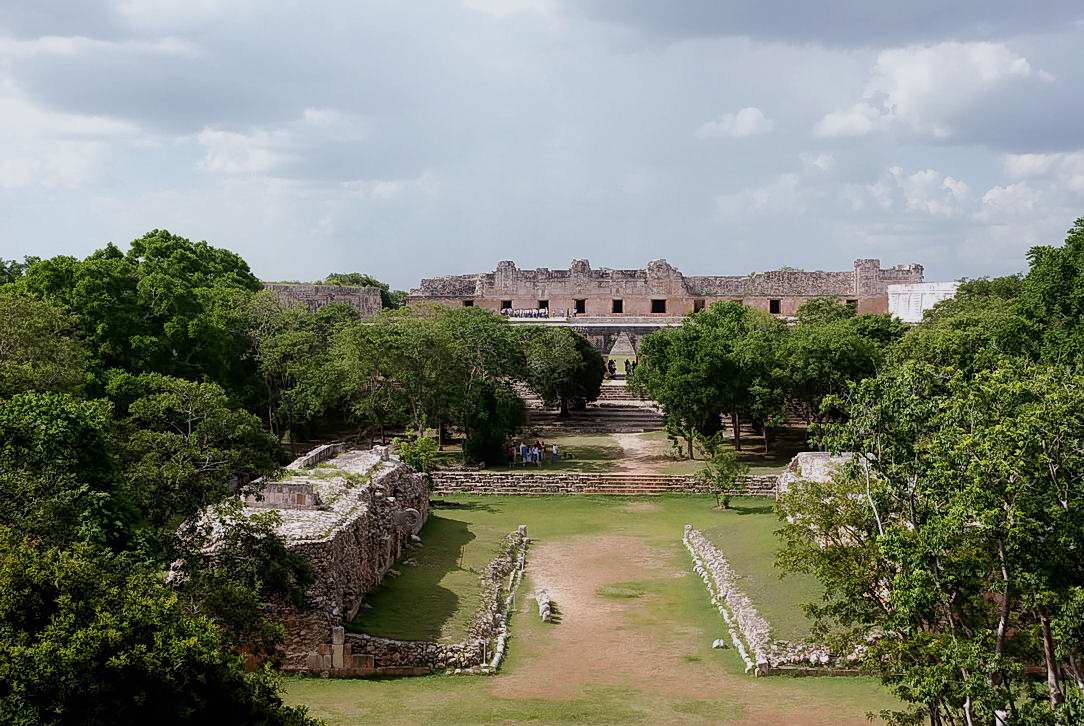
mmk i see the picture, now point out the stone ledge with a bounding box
[431,471,779,497]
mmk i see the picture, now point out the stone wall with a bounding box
[236,448,430,672]
[298,526,530,676]
[430,471,779,496]
[264,283,382,317]
[684,525,857,676]
[408,258,923,317]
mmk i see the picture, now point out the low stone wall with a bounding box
[287,442,350,470]
[431,471,779,497]
[298,526,530,677]
[684,525,855,676]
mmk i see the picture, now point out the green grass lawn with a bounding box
[290,495,896,724]
[351,495,818,643]
[437,433,625,474]
[644,428,809,475]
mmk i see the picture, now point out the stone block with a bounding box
[331,626,345,645]
[332,643,344,669]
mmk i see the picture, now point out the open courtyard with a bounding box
[285,495,897,724]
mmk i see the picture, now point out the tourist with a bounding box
[519,440,529,464]
[623,359,631,375]
[507,442,516,467]
[551,442,559,464]
[607,359,617,377]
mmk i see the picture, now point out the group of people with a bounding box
[500,308,551,318]
[508,439,559,467]
[604,358,638,378]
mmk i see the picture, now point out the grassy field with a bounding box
[289,495,895,724]
[352,495,818,642]
[645,429,808,475]
[435,429,806,476]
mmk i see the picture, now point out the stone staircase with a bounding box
[527,402,664,433]
[596,381,645,402]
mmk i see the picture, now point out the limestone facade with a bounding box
[408,258,923,317]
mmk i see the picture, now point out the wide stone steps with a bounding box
[527,403,664,433]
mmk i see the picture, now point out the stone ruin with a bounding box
[776,451,856,495]
[408,258,923,318]
[263,282,383,318]
[237,444,430,673]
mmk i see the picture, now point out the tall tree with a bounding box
[520,327,603,415]
[0,292,89,398]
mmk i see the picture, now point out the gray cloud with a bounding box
[1,1,1083,290]
[566,1,1084,47]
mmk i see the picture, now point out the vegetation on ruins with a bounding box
[320,271,407,309]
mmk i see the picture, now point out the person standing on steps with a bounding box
[551,442,559,465]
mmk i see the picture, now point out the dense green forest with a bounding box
[0,229,601,724]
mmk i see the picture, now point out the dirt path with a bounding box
[489,533,879,725]
[611,432,673,474]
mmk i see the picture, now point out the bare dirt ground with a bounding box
[491,534,882,725]
[611,432,674,474]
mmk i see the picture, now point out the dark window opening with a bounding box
[769,299,781,314]
[651,299,667,314]
[574,298,586,314]
[463,299,474,307]
[693,299,705,312]
[537,299,549,309]
[846,299,858,310]
[501,299,513,309]
[611,299,623,314]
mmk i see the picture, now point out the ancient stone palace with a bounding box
[407,258,923,318]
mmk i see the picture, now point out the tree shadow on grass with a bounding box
[431,499,498,512]
[347,515,476,641]
[729,502,775,516]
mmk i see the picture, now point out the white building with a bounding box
[887,282,960,323]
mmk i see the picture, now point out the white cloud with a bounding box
[814,102,884,138]
[1003,153,1058,178]
[341,171,441,200]
[116,0,229,33]
[976,182,1045,222]
[716,173,804,218]
[1003,151,1084,193]
[800,152,835,172]
[0,92,141,188]
[462,0,550,17]
[860,166,971,217]
[0,35,198,57]
[815,42,1046,139]
[696,107,773,139]
[197,128,290,174]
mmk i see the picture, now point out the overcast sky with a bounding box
[2,1,1083,288]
